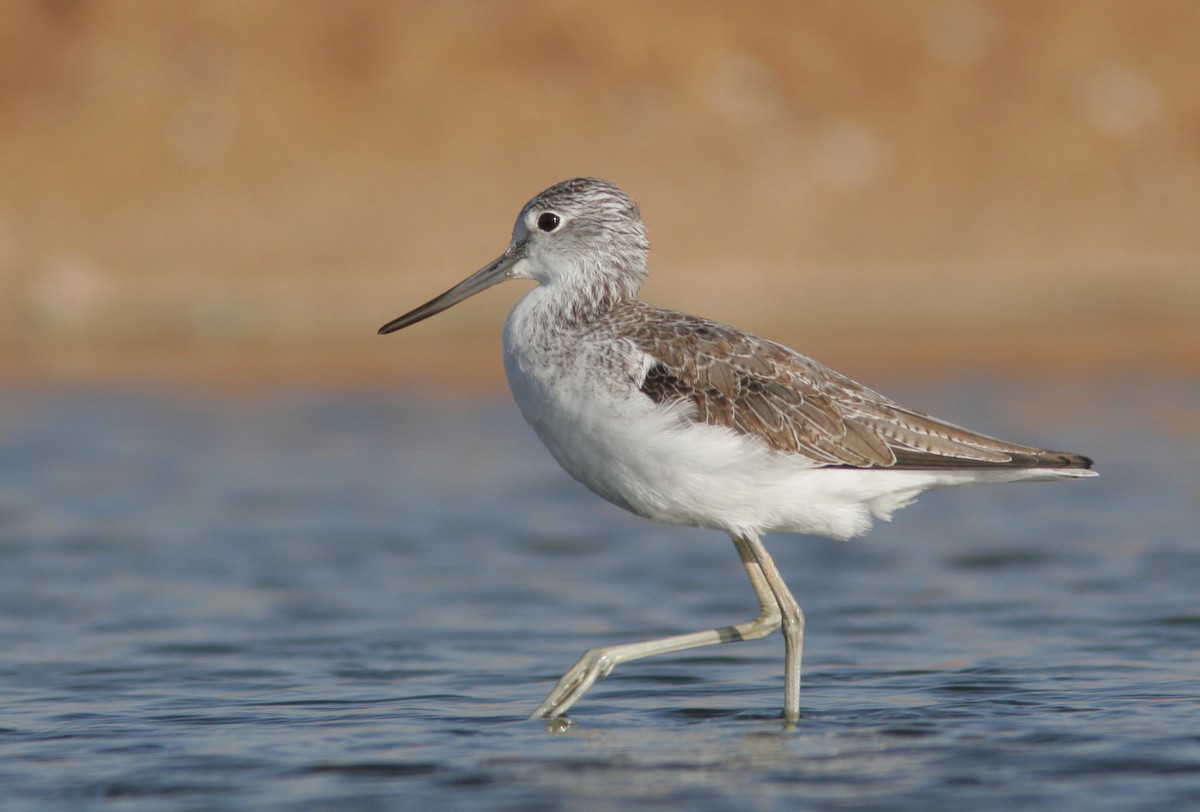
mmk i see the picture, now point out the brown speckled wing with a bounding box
[621,303,1092,471]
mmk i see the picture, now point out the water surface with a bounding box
[0,374,1197,810]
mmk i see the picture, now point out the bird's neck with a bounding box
[530,264,642,331]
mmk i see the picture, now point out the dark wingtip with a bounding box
[883,447,1095,471]
[1038,450,1094,469]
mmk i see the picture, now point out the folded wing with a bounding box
[624,305,1093,471]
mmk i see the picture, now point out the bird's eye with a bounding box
[537,212,560,232]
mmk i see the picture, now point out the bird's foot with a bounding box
[530,648,615,720]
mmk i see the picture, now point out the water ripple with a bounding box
[0,377,1196,810]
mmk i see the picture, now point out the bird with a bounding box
[378,177,1095,722]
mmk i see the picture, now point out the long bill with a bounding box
[377,250,521,334]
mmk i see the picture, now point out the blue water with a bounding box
[0,374,1197,811]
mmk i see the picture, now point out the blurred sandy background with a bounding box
[2,0,1197,388]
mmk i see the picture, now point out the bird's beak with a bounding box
[378,249,521,334]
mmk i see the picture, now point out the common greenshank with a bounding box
[379,177,1095,722]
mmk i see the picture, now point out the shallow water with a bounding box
[0,373,1197,811]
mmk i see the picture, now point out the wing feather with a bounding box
[622,303,1092,471]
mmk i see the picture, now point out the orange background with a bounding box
[2,1,1197,386]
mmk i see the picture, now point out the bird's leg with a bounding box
[740,532,804,721]
[530,534,782,719]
